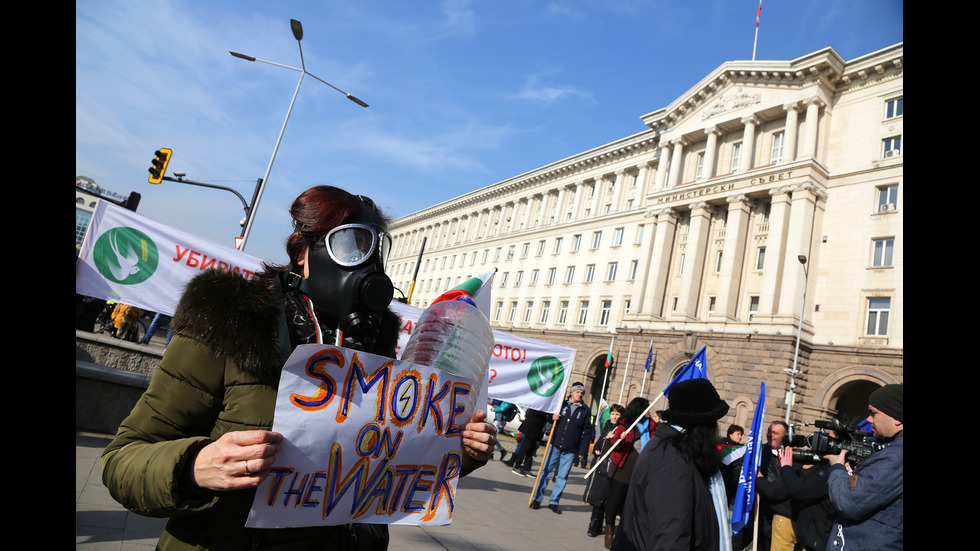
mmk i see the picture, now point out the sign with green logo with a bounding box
[527,355,565,397]
[92,227,159,285]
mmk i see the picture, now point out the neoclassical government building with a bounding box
[387,43,903,429]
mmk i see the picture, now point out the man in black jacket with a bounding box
[530,382,593,514]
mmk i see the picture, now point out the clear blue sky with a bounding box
[76,1,903,264]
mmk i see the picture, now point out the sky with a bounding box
[76,1,903,264]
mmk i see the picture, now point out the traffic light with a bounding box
[148,148,172,184]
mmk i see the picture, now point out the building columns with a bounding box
[674,202,713,320]
[713,195,754,320]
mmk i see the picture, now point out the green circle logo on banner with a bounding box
[92,227,159,285]
[527,355,565,397]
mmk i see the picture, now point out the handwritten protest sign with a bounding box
[246,344,486,528]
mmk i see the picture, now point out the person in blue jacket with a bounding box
[531,382,593,514]
[825,383,903,550]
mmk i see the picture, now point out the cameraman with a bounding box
[825,383,903,550]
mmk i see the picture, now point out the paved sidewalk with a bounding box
[77,432,606,550]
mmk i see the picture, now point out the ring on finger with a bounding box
[243,460,252,477]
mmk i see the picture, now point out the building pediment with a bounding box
[641,47,848,139]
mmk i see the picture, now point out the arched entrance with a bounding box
[587,355,611,414]
[829,380,881,425]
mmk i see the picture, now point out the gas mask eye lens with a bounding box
[325,224,379,267]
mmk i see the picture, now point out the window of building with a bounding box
[494,301,503,322]
[482,249,490,263]
[599,300,612,326]
[762,202,771,223]
[565,266,576,284]
[577,301,590,325]
[547,267,557,285]
[613,227,624,247]
[607,262,618,281]
[885,97,903,119]
[521,242,530,258]
[494,247,502,262]
[756,247,766,270]
[748,296,759,321]
[623,299,632,314]
[540,301,551,324]
[460,253,466,266]
[770,131,785,164]
[629,260,638,280]
[872,238,894,267]
[877,184,898,212]
[881,136,901,158]
[515,270,524,286]
[592,231,602,249]
[695,152,705,180]
[524,301,534,323]
[866,297,890,336]
[558,301,569,324]
[635,224,644,244]
[537,240,546,256]
[571,234,582,252]
[508,301,518,322]
[707,296,716,317]
[731,142,742,172]
[678,254,685,275]
[499,272,508,287]
[585,264,595,283]
[554,237,563,254]
[530,269,539,286]
[714,251,723,273]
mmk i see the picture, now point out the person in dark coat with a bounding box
[584,404,624,537]
[506,407,548,476]
[530,382,593,514]
[611,379,730,551]
[601,398,649,548]
[776,449,835,551]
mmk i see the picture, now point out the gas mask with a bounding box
[293,200,394,348]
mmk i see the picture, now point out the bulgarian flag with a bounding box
[604,336,615,368]
[755,0,763,26]
[718,443,746,466]
[431,269,496,317]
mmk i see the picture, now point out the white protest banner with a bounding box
[76,200,267,315]
[389,301,574,414]
[246,345,477,528]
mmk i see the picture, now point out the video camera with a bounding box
[787,419,885,467]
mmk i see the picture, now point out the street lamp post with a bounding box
[231,19,368,251]
[784,254,809,425]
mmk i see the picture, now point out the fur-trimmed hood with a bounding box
[170,269,284,377]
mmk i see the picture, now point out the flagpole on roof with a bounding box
[752,0,763,60]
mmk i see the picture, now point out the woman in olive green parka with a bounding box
[101,187,496,550]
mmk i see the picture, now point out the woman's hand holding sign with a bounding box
[191,430,284,491]
[461,410,497,462]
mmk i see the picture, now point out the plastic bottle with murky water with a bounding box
[401,295,494,418]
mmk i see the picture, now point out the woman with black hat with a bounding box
[611,378,730,551]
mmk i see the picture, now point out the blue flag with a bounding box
[644,344,654,372]
[732,382,766,535]
[664,345,708,396]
